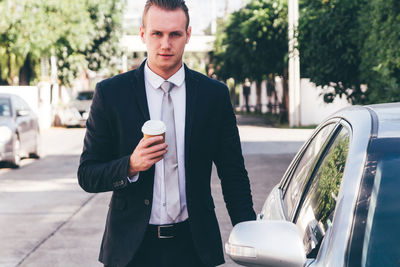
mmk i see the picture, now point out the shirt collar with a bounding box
[144,60,185,90]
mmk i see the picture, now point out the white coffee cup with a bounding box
[141,120,166,144]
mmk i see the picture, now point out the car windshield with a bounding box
[76,91,94,101]
[0,98,11,117]
[362,147,400,266]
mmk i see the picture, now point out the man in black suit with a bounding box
[77,0,255,266]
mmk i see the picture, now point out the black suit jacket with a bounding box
[77,61,256,267]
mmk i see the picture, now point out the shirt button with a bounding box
[144,199,150,206]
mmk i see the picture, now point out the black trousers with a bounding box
[105,220,209,267]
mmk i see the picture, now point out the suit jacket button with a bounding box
[144,199,150,206]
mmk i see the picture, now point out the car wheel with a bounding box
[10,135,21,168]
[29,130,41,159]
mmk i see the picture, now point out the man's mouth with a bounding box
[159,54,173,58]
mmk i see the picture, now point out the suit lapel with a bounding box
[131,61,151,121]
[184,65,199,165]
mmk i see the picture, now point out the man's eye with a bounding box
[153,32,161,36]
[171,32,181,37]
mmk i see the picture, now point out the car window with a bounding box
[347,138,400,266]
[362,144,400,266]
[295,127,350,258]
[283,123,337,218]
[13,96,23,111]
[13,96,30,111]
[0,98,11,117]
[20,97,31,111]
[76,91,94,101]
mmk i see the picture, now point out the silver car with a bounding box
[57,90,94,127]
[226,103,400,266]
[0,93,40,168]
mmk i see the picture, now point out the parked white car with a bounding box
[0,93,40,167]
[226,103,400,267]
[56,90,94,127]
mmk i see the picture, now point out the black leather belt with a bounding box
[147,220,189,239]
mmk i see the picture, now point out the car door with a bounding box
[292,123,351,265]
[12,96,30,150]
[19,97,37,150]
[260,120,339,221]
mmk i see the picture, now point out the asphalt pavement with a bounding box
[0,117,313,267]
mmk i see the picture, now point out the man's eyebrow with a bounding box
[149,30,185,36]
[171,30,184,34]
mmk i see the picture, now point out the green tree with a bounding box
[56,0,123,86]
[0,0,94,85]
[84,0,123,73]
[0,0,123,86]
[211,0,288,114]
[298,0,366,104]
[359,0,400,103]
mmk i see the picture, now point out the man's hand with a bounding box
[128,136,167,176]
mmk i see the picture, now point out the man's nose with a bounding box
[160,36,171,49]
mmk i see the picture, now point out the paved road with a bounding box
[0,126,313,267]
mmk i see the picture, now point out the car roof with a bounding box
[330,102,400,139]
[0,93,12,99]
[367,102,400,138]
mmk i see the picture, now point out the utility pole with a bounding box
[211,0,217,34]
[288,0,301,127]
[224,0,230,17]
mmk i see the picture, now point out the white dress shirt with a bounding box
[130,62,188,225]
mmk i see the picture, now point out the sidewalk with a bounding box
[236,113,314,155]
[236,113,277,127]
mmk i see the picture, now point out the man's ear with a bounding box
[186,26,192,44]
[140,26,146,43]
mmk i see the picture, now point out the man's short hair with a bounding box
[142,0,190,30]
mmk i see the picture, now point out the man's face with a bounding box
[140,6,191,79]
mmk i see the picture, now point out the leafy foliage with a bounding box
[0,0,123,86]
[299,0,400,104]
[359,0,400,103]
[83,0,123,73]
[211,0,288,113]
[314,131,349,223]
[212,0,288,83]
[298,0,366,104]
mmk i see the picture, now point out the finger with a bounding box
[148,149,167,160]
[145,142,167,154]
[150,156,164,165]
[137,137,146,145]
[142,136,164,148]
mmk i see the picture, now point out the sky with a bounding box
[124,0,246,35]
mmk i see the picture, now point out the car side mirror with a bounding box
[17,110,30,117]
[225,220,306,267]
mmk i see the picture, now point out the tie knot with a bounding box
[160,81,174,93]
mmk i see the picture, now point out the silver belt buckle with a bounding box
[157,225,174,239]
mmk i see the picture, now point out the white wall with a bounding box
[299,79,351,126]
[238,78,351,126]
[0,84,54,129]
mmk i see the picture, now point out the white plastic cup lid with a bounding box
[142,120,166,135]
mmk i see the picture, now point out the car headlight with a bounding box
[0,126,12,143]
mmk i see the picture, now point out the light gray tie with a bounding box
[160,81,181,221]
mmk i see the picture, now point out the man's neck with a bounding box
[146,62,183,80]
